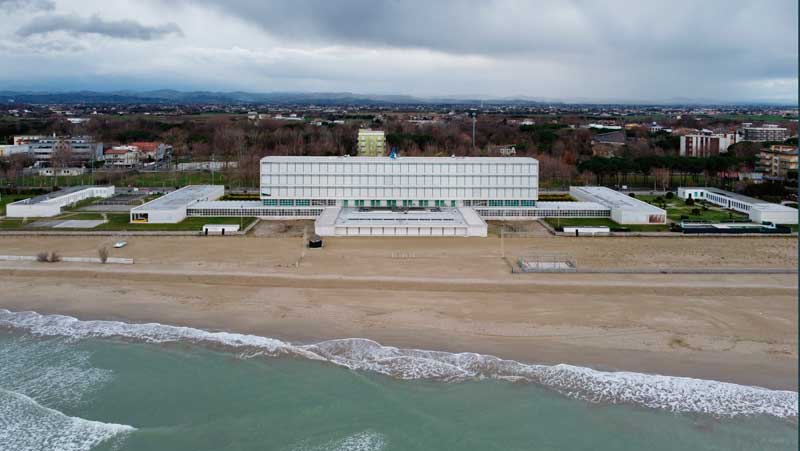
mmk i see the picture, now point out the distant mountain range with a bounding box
[0,90,793,107]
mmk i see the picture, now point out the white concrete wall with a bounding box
[6,186,115,218]
[261,156,538,202]
[751,208,798,225]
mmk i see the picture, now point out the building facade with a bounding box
[11,135,103,163]
[679,133,737,157]
[260,156,538,219]
[738,124,789,142]
[758,145,798,179]
[356,129,386,156]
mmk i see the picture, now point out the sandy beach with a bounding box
[0,232,797,390]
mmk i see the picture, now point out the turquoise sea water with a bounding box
[0,312,797,451]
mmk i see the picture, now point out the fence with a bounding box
[0,255,134,264]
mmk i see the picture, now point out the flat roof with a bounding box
[11,186,103,205]
[317,207,487,228]
[261,156,538,164]
[571,186,666,214]
[191,201,264,209]
[535,201,609,210]
[131,185,223,212]
[337,207,467,225]
[751,203,798,212]
[700,187,775,206]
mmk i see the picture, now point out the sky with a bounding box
[0,0,797,103]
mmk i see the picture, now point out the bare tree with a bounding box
[98,246,109,263]
[50,142,73,188]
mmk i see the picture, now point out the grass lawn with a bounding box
[118,172,230,188]
[95,215,257,231]
[0,214,257,232]
[635,195,750,223]
[544,217,670,232]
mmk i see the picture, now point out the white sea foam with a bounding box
[288,431,387,451]
[0,388,135,451]
[0,309,796,419]
[0,336,113,408]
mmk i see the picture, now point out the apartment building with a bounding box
[759,145,798,179]
[356,129,386,156]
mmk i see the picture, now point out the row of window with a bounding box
[264,188,538,198]
[474,209,610,217]
[464,200,536,207]
[262,162,537,176]
[262,199,541,208]
[189,208,322,217]
[261,177,537,188]
[187,206,611,219]
[262,199,335,207]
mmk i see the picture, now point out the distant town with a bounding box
[0,93,797,237]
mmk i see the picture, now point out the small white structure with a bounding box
[562,226,610,236]
[569,186,667,224]
[130,185,224,224]
[202,224,240,234]
[6,186,115,218]
[315,207,487,237]
[678,187,798,225]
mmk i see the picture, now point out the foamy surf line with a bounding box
[0,309,796,419]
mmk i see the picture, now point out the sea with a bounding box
[0,309,796,451]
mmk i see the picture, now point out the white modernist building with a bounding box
[315,206,487,237]
[130,185,224,224]
[6,185,115,218]
[260,156,539,220]
[570,186,667,224]
[677,187,798,225]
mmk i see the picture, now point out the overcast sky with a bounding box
[0,0,797,103]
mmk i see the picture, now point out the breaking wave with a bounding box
[0,388,134,451]
[0,309,796,419]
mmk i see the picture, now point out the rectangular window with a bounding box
[279,199,294,206]
[370,200,381,207]
[263,199,278,206]
[403,200,413,207]
[450,200,456,207]
[295,199,310,206]
[419,200,429,207]
[387,200,397,207]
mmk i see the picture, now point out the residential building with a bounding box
[679,133,737,157]
[591,130,626,146]
[0,144,30,157]
[356,129,386,156]
[104,146,141,167]
[759,145,798,179]
[738,123,789,142]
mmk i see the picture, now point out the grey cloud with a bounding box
[187,0,796,60]
[16,13,183,40]
[178,0,797,96]
[0,0,54,11]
